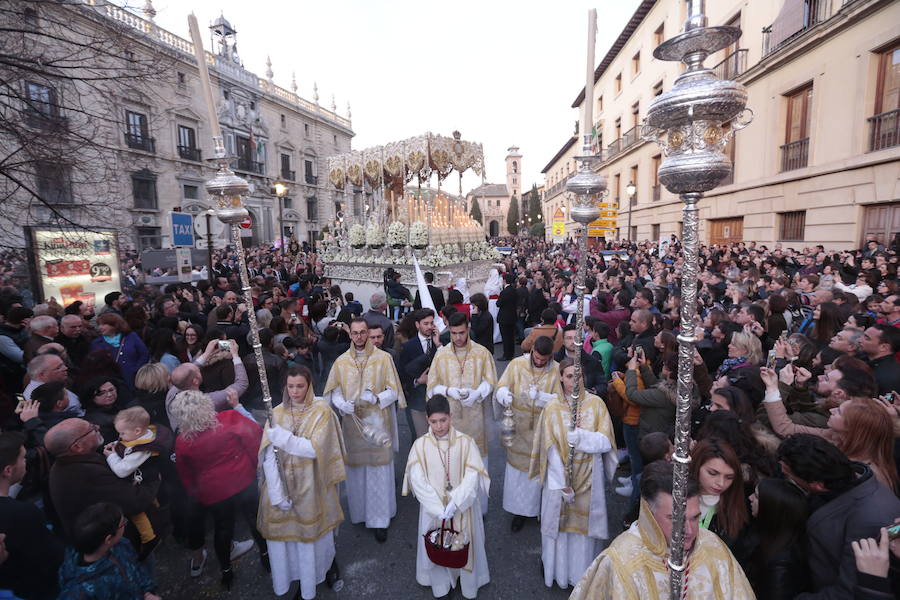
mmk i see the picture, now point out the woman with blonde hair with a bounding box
[716,330,763,379]
[134,362,171,429]
[172,390,266,589]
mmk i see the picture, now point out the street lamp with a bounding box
[273,180,288,248]
[625,181,636,242]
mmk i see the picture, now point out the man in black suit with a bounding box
[496,273,519,361]
[413,272,446,312]
[398,309,440,439]
[553,324,606,396]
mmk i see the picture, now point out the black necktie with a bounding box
[426,338,434,355]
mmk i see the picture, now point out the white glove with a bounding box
[527,385,538,401]
[376,388,398,409]
[277,499,293,511]
[441,501,457,520]
[536,391,556,408]
[495,387,512,407]
[432,385,449,397]
[359,389,377,405]
[447,387,463,400]
[561,487,575,504]
[266,425,292,449]
[566,428,581,448]
[459,389,477,407]
[332,394,355,415]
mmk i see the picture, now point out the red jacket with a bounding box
[175,410,262,505]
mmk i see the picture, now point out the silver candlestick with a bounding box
[641,1,752,596]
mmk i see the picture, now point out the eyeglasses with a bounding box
[70,424,100,449]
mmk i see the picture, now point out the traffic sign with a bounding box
[193,214,226,238]
[170,212,194,247]
[240,215,252,229]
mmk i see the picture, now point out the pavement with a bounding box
[153,352,630,599]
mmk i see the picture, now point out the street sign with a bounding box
[175,247,192,283]
[239,215,252,229]
[551,207,566,243]
[193,214,226,238]
[170,212,194,247]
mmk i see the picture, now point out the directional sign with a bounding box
[170,212,194,247]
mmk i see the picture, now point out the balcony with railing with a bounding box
[25,109,68,131]
[622,126,639,150]
[868,109,900,152]
[177,145,201,161]
[124,133,155,153]
[305,174,318,185]
[780,138,810,172]
[712,49,748,80]
[281,169,296,181]
[234,157,264,174]
[763,0,832,57]
[607,138,622,160]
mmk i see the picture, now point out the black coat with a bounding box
[399,337,434,411]
[413,285,446,312]
[527,287,548,326]
[553,347,607,396]
[470,311,495,351]
[611,328,657,372]
[746,543,810,600]
[496,285,518,325]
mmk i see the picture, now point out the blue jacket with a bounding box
[58,539,156,600]
[89,332,149,390]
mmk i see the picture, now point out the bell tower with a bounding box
[505,146,522,200]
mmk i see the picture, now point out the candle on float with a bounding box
[187,14,223,147]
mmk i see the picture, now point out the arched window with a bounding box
[512,161,518,173]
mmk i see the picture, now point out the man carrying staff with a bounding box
[427,312,497,512]
[494,335,562,532]
[403,395,490,599]
[529,357,618,590]
[323,318,405,542]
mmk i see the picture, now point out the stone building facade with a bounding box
[555,0,900,249]
[465,146,523,237]
[7,1,353,251]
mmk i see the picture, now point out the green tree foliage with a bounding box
[529,221,545,238]
[507,196,520,236]
[469,197,483,224]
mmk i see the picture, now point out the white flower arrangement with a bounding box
[464,242,473,254]
[409,221,428,248]
[349,224,366,248]
[366,224,384,248]
[388,221,408,248]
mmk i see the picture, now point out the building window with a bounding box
[781,84,812,171]
[35,162,72,204]
[615,117,622,139]
[779,211,806,241]
[304,123,310,137]
[597,95,603,113]
[234,135,263,174]
[281,153,294,180]
[870,42,900,151]
[177,125,200,161]
[651,223,660,240]
[615,73,622,94]
[652,154,661,201]
[305,159,317,185]
[136,227,161,250]
[653,80,663,97]
[183,184,198,199]
[280,114,286,127]
[24,82,58,118]
[629,166,638,204]
[632,51,641,76]
[333,134,337,144]
[613,173,621,200]
[654,23,664,48]
[125,110,154,152]
[512,177,517,185]
[306,197,318,221]
[132,170,158,210]
[23,7,39,28]
[631,102,640,128]
[177,72,186,85]
[223,89,230,100]
[512,160,518,173]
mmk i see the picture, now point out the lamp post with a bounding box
[273,180,288,249]
[625,181,636,242]
[640,1,752,596]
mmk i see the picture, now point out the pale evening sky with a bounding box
[146,0,642,196]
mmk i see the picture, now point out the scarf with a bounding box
[103,333,122,348]
[717,356,748,378]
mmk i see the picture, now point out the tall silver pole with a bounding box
[641,1,751,596]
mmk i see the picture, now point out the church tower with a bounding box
[505,146,522,201]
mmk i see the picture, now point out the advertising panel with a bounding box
[27,227,121,309]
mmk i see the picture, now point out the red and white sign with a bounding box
[239,216,253,229]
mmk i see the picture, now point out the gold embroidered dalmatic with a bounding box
[496,354,563,472]
[257,391,347,543]
[402,427,490,573]
[426,339,497,456]
[529,392,616,536]
[323,342,406,467]
[568,499,756,600]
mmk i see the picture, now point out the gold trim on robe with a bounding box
[257,389,347,544]
[323,341,406,467]
[426,339,497,456]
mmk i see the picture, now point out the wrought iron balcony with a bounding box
[305,174,318,185]
[712,49,748,80]
[622,126,639,149]
[780,138,810,172]
[281,169,296,181]
[868,109,900,152]
[607,138,622,160]
[25,110,68,131]
[177,145,201,161]
[234,157,264,174]
[763,0,832,57]
[125,133,155,153]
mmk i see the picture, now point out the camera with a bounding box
[218,340,231,350]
